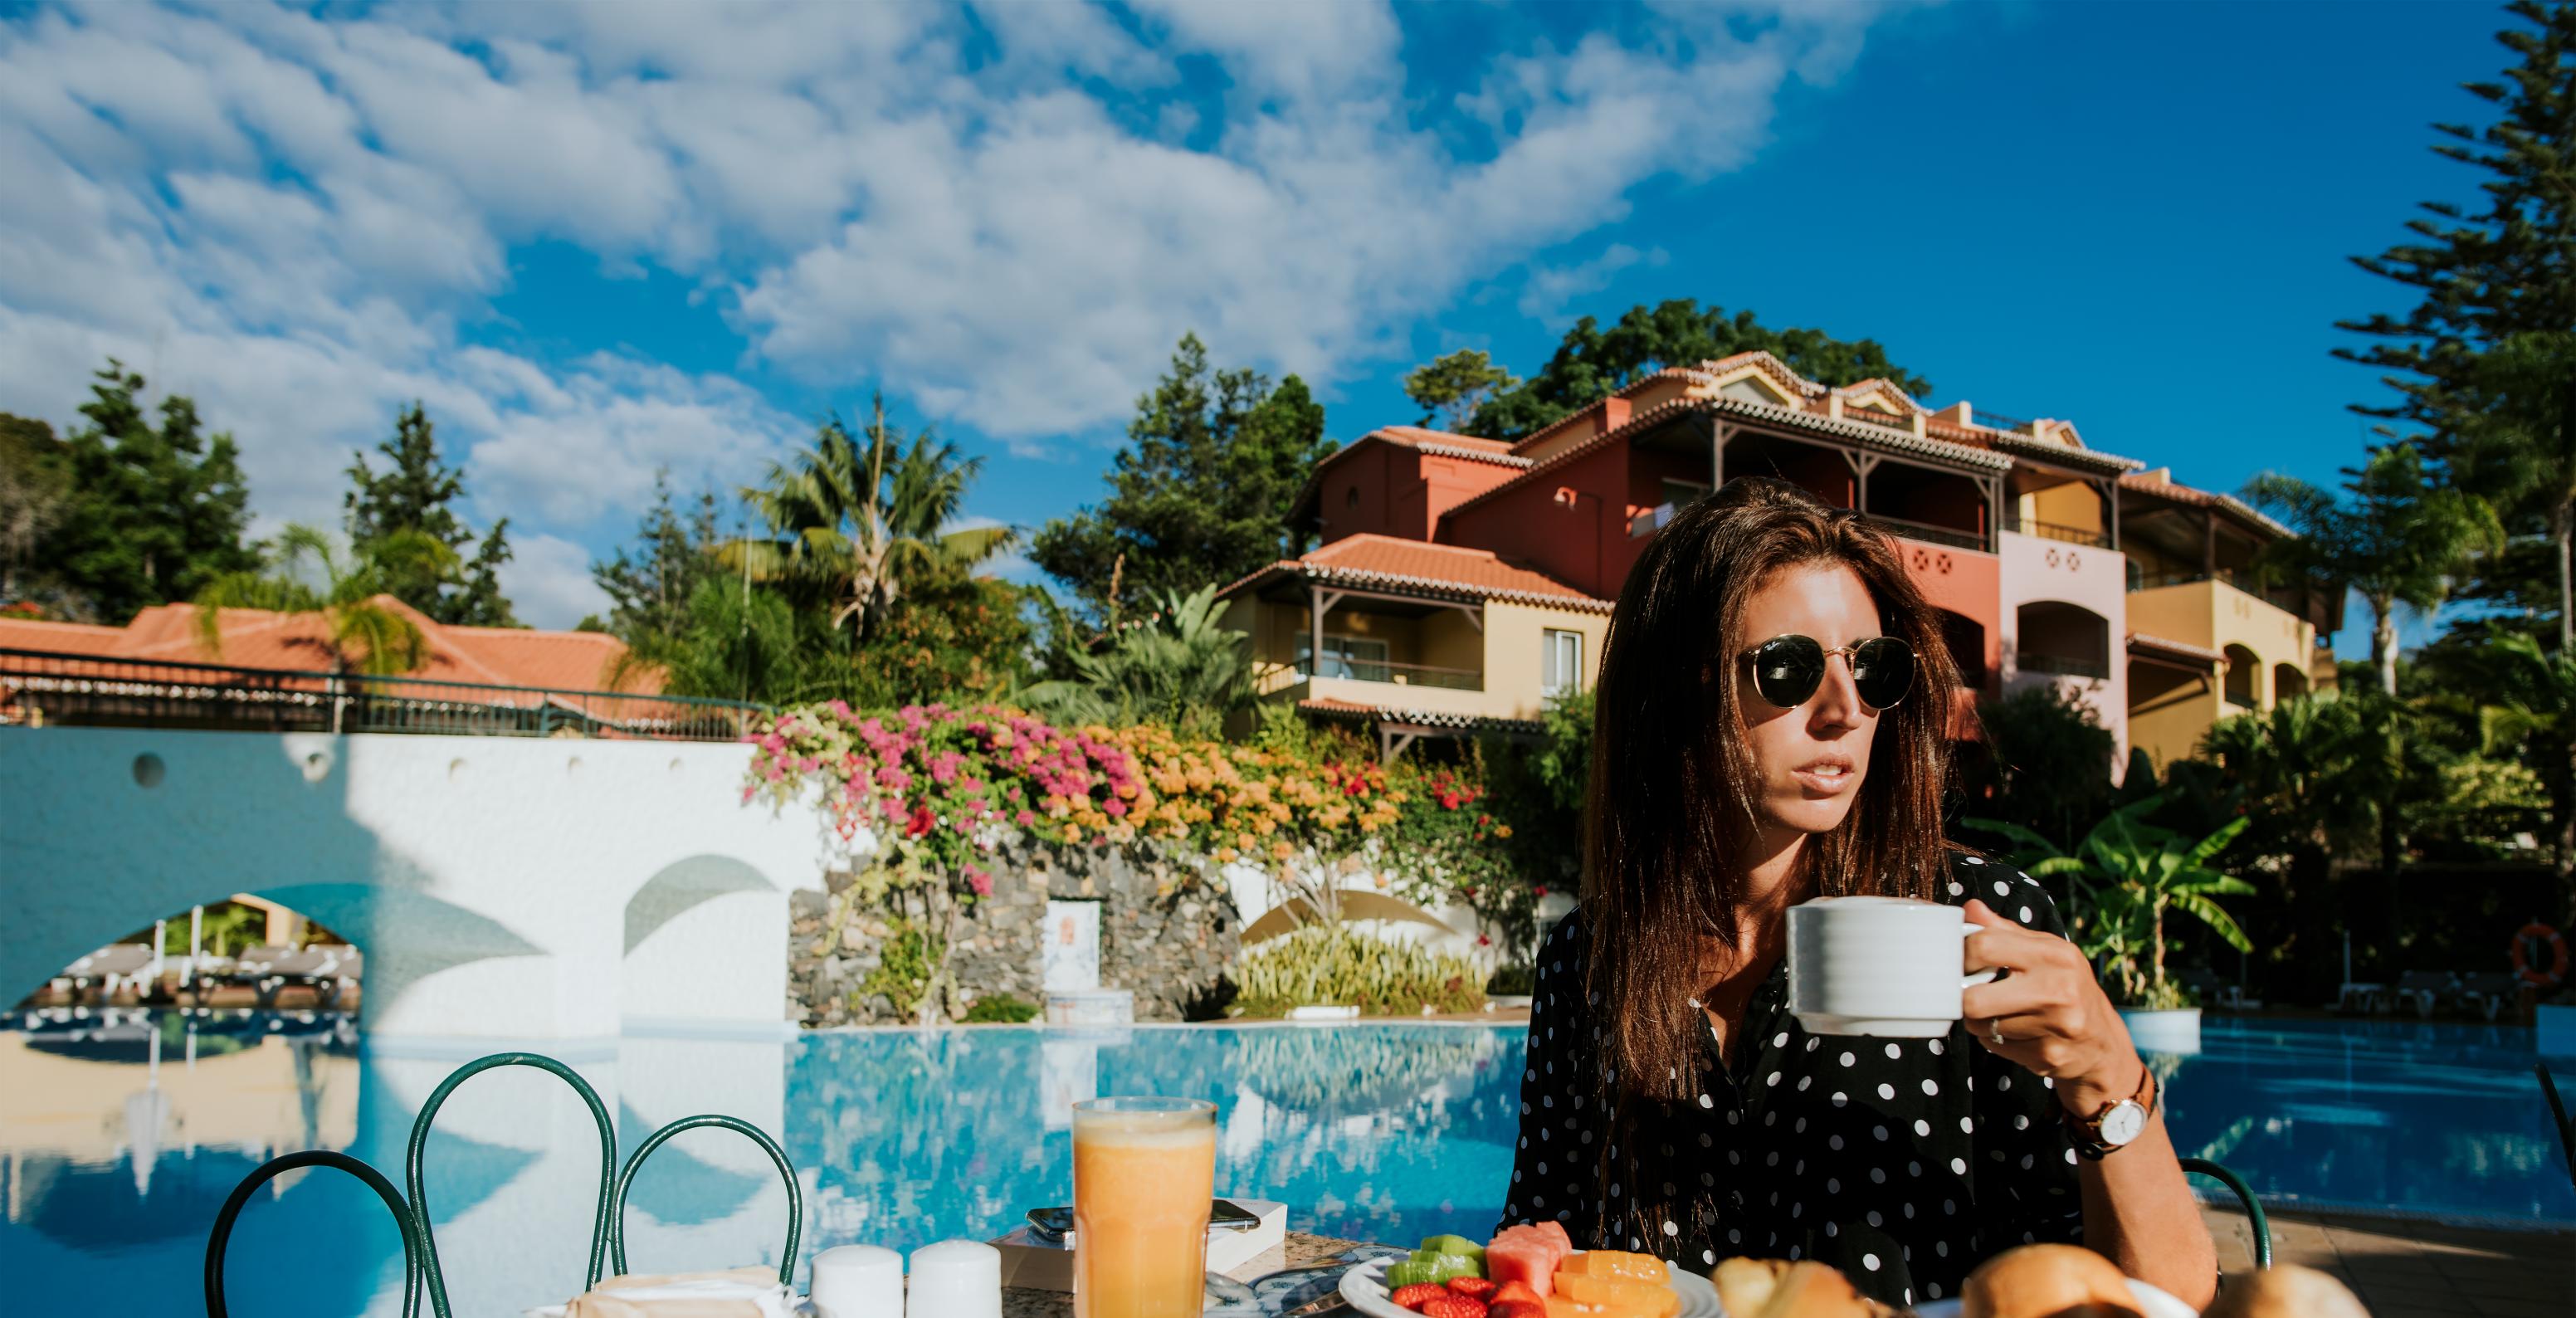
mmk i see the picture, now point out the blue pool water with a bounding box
[3,1013,2569,1316]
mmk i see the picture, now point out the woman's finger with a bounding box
[1962,974,2066,1022]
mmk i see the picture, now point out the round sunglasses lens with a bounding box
[1850,637,1916,707]
[1751,637,1826,707]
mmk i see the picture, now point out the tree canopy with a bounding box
[0,412,69,605]
[37,361,258,623]
[1029,333,1335,622]
[1456,299,1932,441]
[344,403,517,627]
[2338,0,2576,643]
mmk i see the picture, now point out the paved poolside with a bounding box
[2203,1203,2575,1317]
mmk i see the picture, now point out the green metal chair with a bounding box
[206,1150,422,1318]
[2539,1062,2575,1194]
[607,1114,805,1285]
[404,1052,619,1318]
[2179,1155,2271,1269]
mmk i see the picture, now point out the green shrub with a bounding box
[1485,964,1535,996]
[1231,925,1484,1017]
[962,993,1040,1023]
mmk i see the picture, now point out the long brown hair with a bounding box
[1583,476,1963,1106]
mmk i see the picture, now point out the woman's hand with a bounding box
[1959,899,2145,1115]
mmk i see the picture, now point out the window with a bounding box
[1541,629,1583,697]
[1295,634,1391,681]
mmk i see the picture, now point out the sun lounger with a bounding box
[52,944,157,1004]
[2393,969,2456,1018]
[239,945,363,1008]
[2452,970,2520,1022]
[2335,981,2384,1013]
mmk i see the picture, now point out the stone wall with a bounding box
[788,837,1238,1028]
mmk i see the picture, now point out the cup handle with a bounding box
[1960,924,2000,991]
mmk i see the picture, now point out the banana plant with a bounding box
[1966,792,2256,1009]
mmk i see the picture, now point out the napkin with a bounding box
[561,1266,797,1318]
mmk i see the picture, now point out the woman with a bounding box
[1500,478,2214,1310]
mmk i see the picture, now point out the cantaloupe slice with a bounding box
[1557,1251,1670,1284]
[1554,1272,1681,1318]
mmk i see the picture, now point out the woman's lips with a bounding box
[1792,764,1854,794]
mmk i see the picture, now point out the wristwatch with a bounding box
[2063,1062,2157,1159]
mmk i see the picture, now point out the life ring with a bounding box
[2510,922,2569,988]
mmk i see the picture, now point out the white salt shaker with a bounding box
[906,1239,1002,1318]
[810,1243,904,1318]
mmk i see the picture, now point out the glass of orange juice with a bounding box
[1071,1096,1218,1318]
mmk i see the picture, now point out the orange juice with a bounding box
[1071,1097,1217,1318]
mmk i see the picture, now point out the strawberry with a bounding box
[1446,1277,1499,1300]
[1490,1281,1543,1306]
[1390,1282,1450,1311]
[1421,1296,1490,1318]
[1487,1303,1546,1318]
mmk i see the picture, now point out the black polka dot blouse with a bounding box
[1498,852,2085,1311]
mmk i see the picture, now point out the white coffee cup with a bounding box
[1788,896,1998,1037]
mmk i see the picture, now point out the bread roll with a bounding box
[1960,1243,2143,1318]
[2199,1264,2372,1318]
[1710,1258,1892,1318]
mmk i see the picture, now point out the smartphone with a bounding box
[1025,1199,1260,1242]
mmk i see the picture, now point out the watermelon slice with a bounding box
[1484,1228,1564,1298]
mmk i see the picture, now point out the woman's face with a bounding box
[1730,561,1887,840]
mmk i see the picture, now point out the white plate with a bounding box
[1338,1253,1722,1318]
[1912,1277,2196,1318]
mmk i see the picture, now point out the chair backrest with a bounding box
[405,1052,619,1318]
[2539,1063,2576,1194]
[2178,1156,2271,1270]
[207,1149,421,1318]
[2397,969,2453,991]
[607,1114,803,1286]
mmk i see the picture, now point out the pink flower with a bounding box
[967,870,994,897]
[1015,809,1037,827]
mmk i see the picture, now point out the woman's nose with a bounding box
[1808,653,1866,730]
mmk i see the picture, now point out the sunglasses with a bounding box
[1736,634,1917,710]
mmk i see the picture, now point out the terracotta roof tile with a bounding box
[1294,697,1543,734]
[1221,534,1611,612]
[1,599,652,692]
[2118,473,2295,539]
[2128,632,2223,666]
[0,618,124,656]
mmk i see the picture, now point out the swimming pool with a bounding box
[3,1013,2569,1316]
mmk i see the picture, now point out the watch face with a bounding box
[2100,1100,2149,1147]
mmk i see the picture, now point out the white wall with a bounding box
[1,727,831,1039]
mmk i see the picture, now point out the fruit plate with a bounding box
[1337,1253,1723,1318]
[1912,1277,2196,1318]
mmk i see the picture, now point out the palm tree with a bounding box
[2242,442,2502,697]
[192,525,451,676]
[1018,584,1251,737]
[731,398,1009,642]
[2478,630,2576,906]
[1967,793,2256,1009]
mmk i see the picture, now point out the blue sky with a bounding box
[0,2,2520,648]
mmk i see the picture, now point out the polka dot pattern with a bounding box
[1495,854,2087,1310]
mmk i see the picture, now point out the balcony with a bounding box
[1295,658,1482,691]
[1865,513,1990,554]
[2010,518,2113,549]
[2015,652,2111,681]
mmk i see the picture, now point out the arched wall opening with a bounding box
[2014,600,2112,680]
[2223,644,2261,709]
[2274,661,2310,702]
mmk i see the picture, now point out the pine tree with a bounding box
[1460,299,1931,441]
[344,403,517,626]
[593,469,721,646]
[1029,333,1336,621]
[2338,0,2576,645]
[41,360,258,622]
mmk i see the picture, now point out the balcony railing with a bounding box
[1296,658,1483,691]
[1972,408,2035,435]
[0,648,768,740]
[2009,519,2113,549]
[2015,652,2111,681]
[1866,514,1990,554]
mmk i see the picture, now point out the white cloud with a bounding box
[497,530,612,629]
[0,0,1906,616]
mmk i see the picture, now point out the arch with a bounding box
[2014,599,2112,681]
[2274,661,2309,703]
[2222,644,2261,709]
[1936,608,1988,691]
